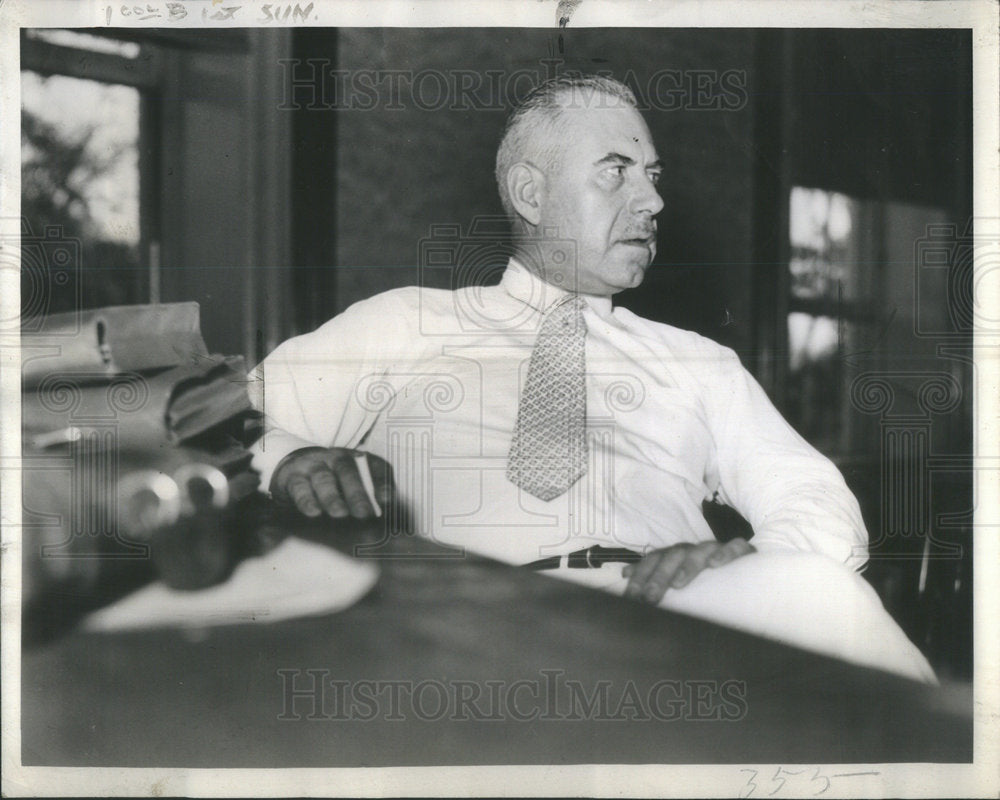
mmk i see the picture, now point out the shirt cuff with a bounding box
[250,428,321,496]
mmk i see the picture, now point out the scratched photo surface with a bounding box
[2,3,998,799]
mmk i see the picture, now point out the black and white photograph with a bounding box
[1,0,998,796]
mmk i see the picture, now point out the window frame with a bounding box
[21,30,163,306]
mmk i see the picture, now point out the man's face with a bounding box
[536,100,664,297]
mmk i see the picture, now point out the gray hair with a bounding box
[495,74,638,220]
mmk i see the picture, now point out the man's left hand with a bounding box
[622,538,756,605]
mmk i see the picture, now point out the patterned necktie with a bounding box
[506,295,588,501]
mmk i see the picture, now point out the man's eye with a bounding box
[648,171,662,186]
[604,165,626,179]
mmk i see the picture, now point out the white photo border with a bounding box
[1,1,997,797]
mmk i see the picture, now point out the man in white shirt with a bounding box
[250,74,934,683]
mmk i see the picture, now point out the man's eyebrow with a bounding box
[594,152,663,170]
[594,152,636,167]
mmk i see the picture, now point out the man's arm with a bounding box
[705,346,869,568]
[624,341,867,604]
[247,292,412,518]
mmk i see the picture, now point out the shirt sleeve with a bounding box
[703,346,869,571]
[247,291,414,493]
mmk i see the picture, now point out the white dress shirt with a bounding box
[250,259,868,571]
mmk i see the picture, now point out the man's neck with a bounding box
[503,258,614,318]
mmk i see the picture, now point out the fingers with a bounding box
[623,540,757,605]
[283,462,350,519]
[624,545,690,604]
[309,468,350,519]
[707,537,756,567]
[331,453,375,518]
[366,454,394,507]
[668,541,719,589]
[286,474,322,518]
[274,448,395,521]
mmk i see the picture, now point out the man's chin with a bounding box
[579,254,652,295]
[616,243,654,268]
[596,266,648,296]
[619,257,652,288]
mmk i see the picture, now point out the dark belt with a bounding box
[525,544,644,570]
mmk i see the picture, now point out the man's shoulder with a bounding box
[336,284,459,321]
[347,282,513,328]
[613,305,738,360]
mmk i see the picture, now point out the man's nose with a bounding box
[630,175,665,217]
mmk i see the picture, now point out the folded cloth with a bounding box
[22,302,209,387]
[22,355,256,449]
[82,538,380,632]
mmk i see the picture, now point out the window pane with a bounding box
[21,69,143,314]
[789,185,873,306]
[24,29,141,59]
[786,186,875,455]
[786,312,868,454]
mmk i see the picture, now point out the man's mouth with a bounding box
[619,234,656,247]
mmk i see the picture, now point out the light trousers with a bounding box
[546,550,937,684]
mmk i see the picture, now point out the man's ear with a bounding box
[506,162,545,226]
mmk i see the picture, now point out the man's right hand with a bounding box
[269,447,393,519]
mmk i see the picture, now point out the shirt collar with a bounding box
[500,258,615,318]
